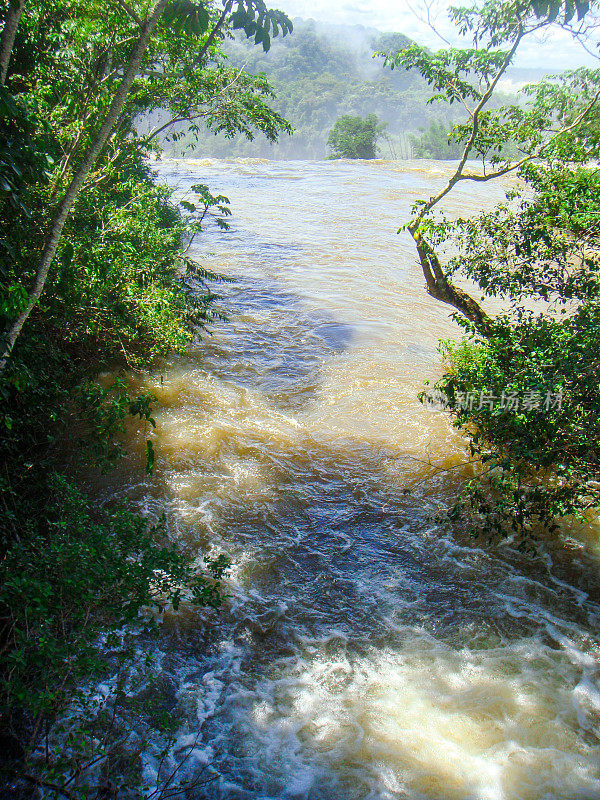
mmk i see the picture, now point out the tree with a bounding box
[381,0,600,539]
[0,0,294,790]
[0,0,293,377]
[327,113,385,159]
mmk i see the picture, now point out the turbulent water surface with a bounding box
[102,159,600,800]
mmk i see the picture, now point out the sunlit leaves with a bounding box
[381,45,513,104]
[179,183,232,252]
[442,163,600,303]
[390,0,600,538]
[145,438,155,473]
[327,114,384,159]
[0,0,290,788]
[447,0,590,50]
[158,66,292,147]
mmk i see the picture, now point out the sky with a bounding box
[271,0,599,69]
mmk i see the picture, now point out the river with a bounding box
[99,159,600,800]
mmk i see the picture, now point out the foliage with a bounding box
[327,113,385,159]
[0,0,294,372]
[0,475,229,720]
[430,158,600,539]
[171,19,469,159]
[411,120,465,159]
[0,0,291,791]
[229,0,293,51]
[51,166,233,369]
[391,0,600,540]
[74,379,157,472]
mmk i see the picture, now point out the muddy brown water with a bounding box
[93,159,600,800]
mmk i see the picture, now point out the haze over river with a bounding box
[103,159,600,799]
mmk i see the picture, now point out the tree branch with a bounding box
[145,113,199,140]
[144,63,249,141]
[20,774,76,800]
[407,24,522,327]
[184,0,233,76]
[0,0,171,376]
[115,0,142,25]
[412,27,524,229]
[457,83,600,184]
[144,0,234,82]
[0,0,25,85]
[414,232,489,325]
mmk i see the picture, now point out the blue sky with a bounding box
[272,0,598,69]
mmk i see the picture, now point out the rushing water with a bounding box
[101,159,600,799]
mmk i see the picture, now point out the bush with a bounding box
[0,475,228,783]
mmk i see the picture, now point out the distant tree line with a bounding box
[170,19,464,159]
[410,120,465,159]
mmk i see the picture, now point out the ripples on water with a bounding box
[97,159,600,799]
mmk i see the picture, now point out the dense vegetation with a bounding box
[387,0,600,542]
[0,0,291,794]
[3,0,600,793]
[410,120,465,159]
[169,20,467,159]
[167,18,552,161]
[326,113,385,159]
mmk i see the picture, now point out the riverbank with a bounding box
[87,159,600,799]
[3,158,600,799]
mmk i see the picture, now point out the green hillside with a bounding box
[167,19,463,159]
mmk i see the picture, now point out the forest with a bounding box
[2,0,600,797]
[166,16,550,159]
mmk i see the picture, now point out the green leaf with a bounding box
[164,0,209,36]
[145,439,155,475]
[0,85,20,120]
[62,242,74,268]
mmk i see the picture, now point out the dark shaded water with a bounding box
[97,159,600,800]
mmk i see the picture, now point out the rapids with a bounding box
[100,159,600,800]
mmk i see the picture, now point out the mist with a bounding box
[160,18,553,161]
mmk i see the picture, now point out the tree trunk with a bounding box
[0,0,25,85]
[0,0,170,376]
[412,229,489,328]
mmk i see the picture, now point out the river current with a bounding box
[99,159,600,800]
